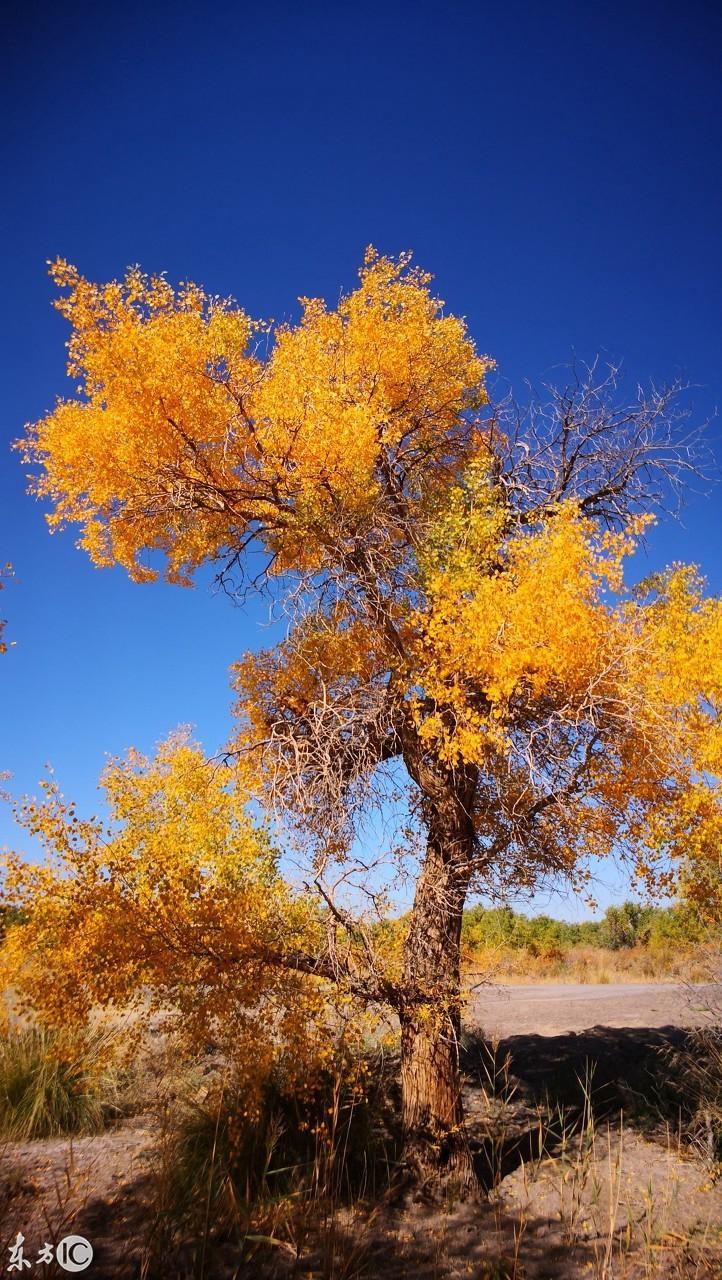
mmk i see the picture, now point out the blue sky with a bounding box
[1,0,720,915]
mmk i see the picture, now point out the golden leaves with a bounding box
[16,252,722,912]
[20,251,493,582]
[405,496,722,894]
[413,504,626,759]
[0,735,329,1096]
[22,263,261,582]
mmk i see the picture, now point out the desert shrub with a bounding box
[664,955,722,1164]
[666,1025,722,1164]
[143,1045,401,1275]
[599,902,649,950]
[0,1023,121,1139]
[690,1030,722,1163]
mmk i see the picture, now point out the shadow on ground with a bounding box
[468,1023,689,1121]
[461,1024,695,1191]
[5,1025,715,1278]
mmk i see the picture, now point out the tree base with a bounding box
[401,1128,481,1201]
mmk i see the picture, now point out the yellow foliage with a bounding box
[413,506,653,756]
[0,735,334,1103]
[17,250,722,915]
[20,250,491,581]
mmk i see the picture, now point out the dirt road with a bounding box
[468,980,721,1037]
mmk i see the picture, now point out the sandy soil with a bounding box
[1,1116,154,1277]
[469,980,721,1038]
[1,985,721,1278]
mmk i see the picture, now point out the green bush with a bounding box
[461,900,707,955]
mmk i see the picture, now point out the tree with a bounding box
[1,734,334,1107]
[15,250,722,1187]
[600,902,650,950]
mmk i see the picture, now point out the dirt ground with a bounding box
[1,984,721,1278]
[469,980,722,1038]
[1,1117,155,1277]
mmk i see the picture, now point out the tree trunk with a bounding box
[399,797,475,1192]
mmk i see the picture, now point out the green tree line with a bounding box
[460,901,707,954]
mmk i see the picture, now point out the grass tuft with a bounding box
[142,1047,401,1276]
[0,1023,121,1140]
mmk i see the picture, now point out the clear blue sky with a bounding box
[1,1,720,915]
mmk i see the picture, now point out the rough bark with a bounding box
[399,790,476,1192]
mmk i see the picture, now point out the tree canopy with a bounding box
[10,249,722,1179]
[18,251,722,912]
[1,734,336,1105]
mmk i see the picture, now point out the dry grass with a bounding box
[0,1024,125,1141]
[464,943,708,984]
[0,1024,719,1278]
[0,984,720,1277]
[139,1048,401,1278]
